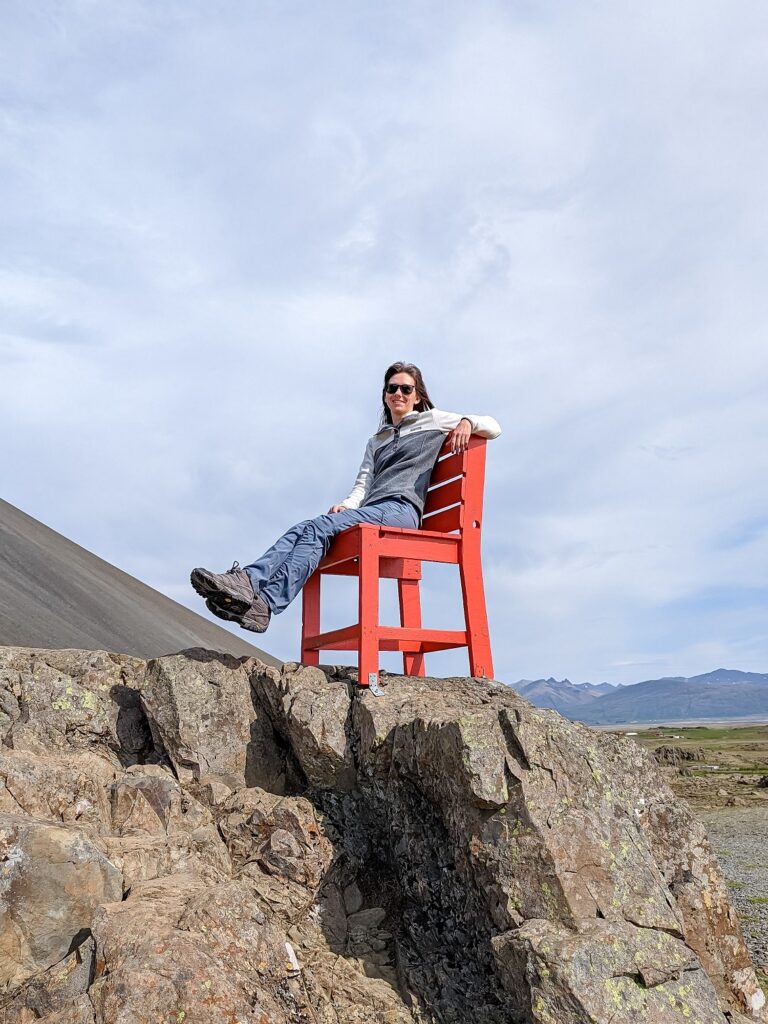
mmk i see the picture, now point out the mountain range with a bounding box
[514,671,768,724]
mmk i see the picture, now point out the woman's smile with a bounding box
[385,372,418,423]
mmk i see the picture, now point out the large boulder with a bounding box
[1,646,764,1024]
[267,669,765,1023]
[101,766,232,889]
[493,918,726,1023]
[251,661,356,790]
[654,744,706,765]
[217,787,332,884]
[140,650,286,790]
[0,814,122,992]
[0,937,95,1024]
[0,648,149,764]
[88,873,305,1024]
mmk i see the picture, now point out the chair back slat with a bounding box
[423,475,464,516]
[421,504,463,534]
[419,436,487,535]
[429,449,464,487]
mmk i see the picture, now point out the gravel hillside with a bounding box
[700,806,768,978]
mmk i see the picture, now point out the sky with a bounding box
[1,0,767,685]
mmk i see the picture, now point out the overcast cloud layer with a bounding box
[1,1,767,684]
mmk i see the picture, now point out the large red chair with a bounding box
[300,435,494,693]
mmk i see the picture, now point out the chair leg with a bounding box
[358,529,380,687]
[398,578,426,676]
[301,570,321,666]
[459,553,494,679]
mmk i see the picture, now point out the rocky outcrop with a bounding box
[654,744,706,765]
[0,646,764,1023]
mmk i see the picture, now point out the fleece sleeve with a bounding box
[431,409,502,438]
[339,437,375,509]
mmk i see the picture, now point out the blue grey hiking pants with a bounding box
[244,498,419,615]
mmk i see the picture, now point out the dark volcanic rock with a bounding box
[654,744,706,765]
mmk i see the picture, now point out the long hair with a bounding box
[380,362,434,426]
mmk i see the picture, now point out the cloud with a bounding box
[1,0,767,684]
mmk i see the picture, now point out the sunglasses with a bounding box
[385,383,416,396]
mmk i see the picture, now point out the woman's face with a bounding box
[385,371,419,422]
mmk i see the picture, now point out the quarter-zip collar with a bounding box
[377,410,422,437]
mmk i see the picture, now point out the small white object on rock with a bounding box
[285,940,301,978]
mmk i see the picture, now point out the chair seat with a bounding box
[317,522,461,573]
[377,525,460,539]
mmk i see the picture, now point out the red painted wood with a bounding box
[423,475,464,515]
[378,526,461,541]
[420,505,463,535]
[301,572,321,666]
[302,623,360,650]
[376,534,460,564]
[429,451,465,486]
[398,578,425,675]
[304,626,467,653]
[316,556,422,580]
[315,526,360,570]
[382,557,422,580]
[299,434,494,683]
[459,440,494,678]
[357,526,379,688]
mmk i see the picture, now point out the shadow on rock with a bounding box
[109,684,157,767]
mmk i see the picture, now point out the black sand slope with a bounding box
[0,498,280,664]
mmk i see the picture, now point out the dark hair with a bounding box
[380,362,434,425]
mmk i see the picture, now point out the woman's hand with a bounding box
[328,504,347,514]
[447,418,472,454]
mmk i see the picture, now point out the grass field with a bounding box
[609,723,768,809]
[624,724,768,767]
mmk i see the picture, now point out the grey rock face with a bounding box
[140,649,255,787]
[87,874,296,1024]
[141,648,289,791]
[0,646,764,1024]
[494,918,725,1023]
[251,660,356,790]
[0,648,149,763]
[0,815,122,991]
[0,751,116,831]
[300,672,765,1022]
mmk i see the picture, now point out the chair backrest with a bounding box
[420,435,488,535]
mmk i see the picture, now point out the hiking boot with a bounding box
[205,594,271,634]
[190,561,254,612]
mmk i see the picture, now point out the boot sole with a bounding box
[190,568,251,613]
[205,596,270,634]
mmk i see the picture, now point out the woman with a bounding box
[190,362,501,633]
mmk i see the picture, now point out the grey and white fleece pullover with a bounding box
[340,408,502,517]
